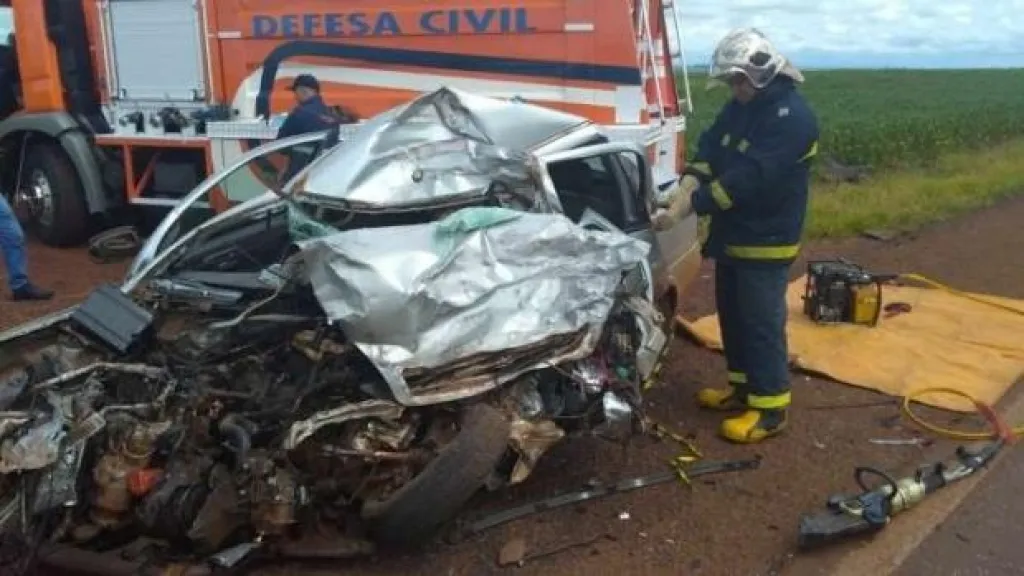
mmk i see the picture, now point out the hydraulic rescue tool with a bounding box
[796,441,1004,550]
[802,259,899,326]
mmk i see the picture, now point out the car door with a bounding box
[534,142,699,311]
[125,131,332,280]
[613,148,699,295]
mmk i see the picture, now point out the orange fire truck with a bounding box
[0,0,692,246]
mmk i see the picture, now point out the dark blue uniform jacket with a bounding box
[276,95,337,139]
[686,77,819,264]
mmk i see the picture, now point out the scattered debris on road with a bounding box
[868,437,933,447]
[453,457,762,541]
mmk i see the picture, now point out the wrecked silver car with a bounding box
[0,88,692,573]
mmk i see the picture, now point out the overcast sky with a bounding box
[1,5,1019,69]
[676,0,1024,68]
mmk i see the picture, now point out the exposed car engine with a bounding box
[0,266,663,574]
[0,88,673,574]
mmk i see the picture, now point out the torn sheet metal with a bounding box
[297,87,586,207]
[623,295,668,381]
[0,412,35,439]
[594,392,635,442]
[0,488,23,535]
[283,399,405,450]
[508,419,565,485]
[33,442,87,513]
[33,410,106,513]
[0,372,28,411]
[0,392,67,474]
[298,209,651,406]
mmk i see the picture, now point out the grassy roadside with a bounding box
[805,138,1024,238]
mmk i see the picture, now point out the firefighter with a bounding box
[653,28,819,443]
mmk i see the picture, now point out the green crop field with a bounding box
[681,69,1024,170]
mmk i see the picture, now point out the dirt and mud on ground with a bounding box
[4,196,1023,576]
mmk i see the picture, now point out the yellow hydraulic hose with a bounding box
[896,273,1024,442]
[899,273,1024,317]
[901,387,1024,441]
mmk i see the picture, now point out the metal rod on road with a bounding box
[456,457,762,539]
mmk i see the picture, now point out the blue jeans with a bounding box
[0,195,28,291]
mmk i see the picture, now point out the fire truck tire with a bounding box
[21,143,89,247]
[361,403,511,547]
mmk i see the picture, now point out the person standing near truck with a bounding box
[276,74,338,141]
[0,195,54,301]
[274,73,351,186]
[654,28,819,443]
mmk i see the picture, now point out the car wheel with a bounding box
[361,403,510,547]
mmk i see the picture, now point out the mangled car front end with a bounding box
[0,89,671,572]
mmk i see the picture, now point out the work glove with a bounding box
[657,175,701,208]
[652,176,698,231]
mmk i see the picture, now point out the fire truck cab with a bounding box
[0,0,693,248]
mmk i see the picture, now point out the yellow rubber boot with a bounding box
[696,387,747,411]
[720,409,788,444]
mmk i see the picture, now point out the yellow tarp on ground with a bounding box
[678,276,1024,413]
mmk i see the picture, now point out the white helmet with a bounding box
[707,28,804,90]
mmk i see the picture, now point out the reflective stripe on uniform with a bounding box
[748,391,791,410]
[688,161,712,178]
[697,215,711,244]
[725,244,801,260]
[710,181,733,210]
[728,371,747,385]
[737,139,750,153]
[799,141,819,162]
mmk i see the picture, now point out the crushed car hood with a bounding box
[296,87,588,207]
[295,207,651,405]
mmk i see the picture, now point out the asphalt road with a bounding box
[896,442,1024,576]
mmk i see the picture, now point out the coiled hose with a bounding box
[87,226,142,264]
[897,273,1024,442]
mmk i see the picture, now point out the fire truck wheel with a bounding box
[19,143,89,247]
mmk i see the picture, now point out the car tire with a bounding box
[20,142,90,247]
[361,403,511,547]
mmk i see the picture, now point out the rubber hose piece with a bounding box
[854,466,899,501]
[218,415,252,467]
[88,226,142,264]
